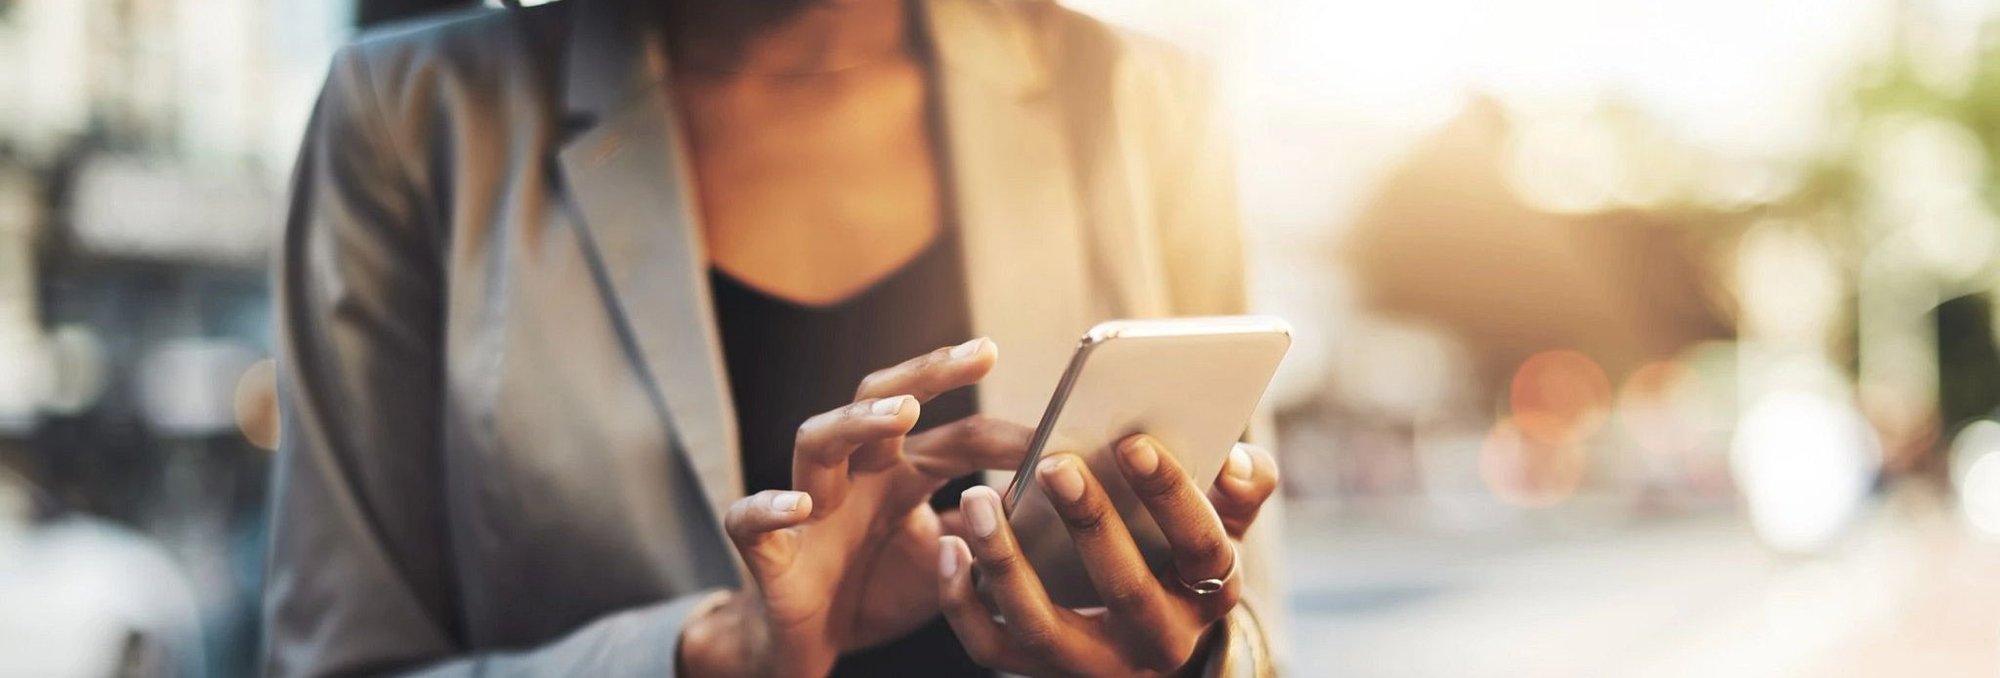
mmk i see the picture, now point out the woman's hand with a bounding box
[937,436,1280,677]
[678,338,1033,677]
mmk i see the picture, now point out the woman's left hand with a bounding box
[938,435,1280,677]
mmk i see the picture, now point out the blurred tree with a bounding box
[1936,294,2000,436]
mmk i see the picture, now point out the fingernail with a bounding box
[772,492,803,513]
[964,488,999,537]
[1039,456,1086,502]
[949,337,986,360]
[1123,437,1160,476]
[938,537,961,578]
[1226,446,1254,481]
[872,395,908,416]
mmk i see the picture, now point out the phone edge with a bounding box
[999,315,1292,512]
[1002,334,1100,513]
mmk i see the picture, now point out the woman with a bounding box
[263,0,1284,675]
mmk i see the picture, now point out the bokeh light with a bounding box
[1616,360,1707,459]
[1613,358,1733,499]
[1479,417,1587,506]
[1736,224,1843,350]
[1960,452,2000,538]
[1730,390,1882,553]
[1859,114,1998,282]
[42,324,108,417]
[136,340,259,437]
[1949,420,2000,538]
[233,359,279,452]
[1509,349,1612,445]
[0,329,46,433]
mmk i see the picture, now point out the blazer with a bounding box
[264,0,1284,675]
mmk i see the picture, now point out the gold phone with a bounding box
[993,316,1291,608]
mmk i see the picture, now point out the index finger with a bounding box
[854,337,997,403]
[792,396,920,512]
[850,338,997,471]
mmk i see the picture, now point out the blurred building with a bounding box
[0,1,348,675]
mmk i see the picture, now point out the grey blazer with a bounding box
[264,0,1283,676]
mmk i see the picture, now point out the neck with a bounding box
[661,0,910,75]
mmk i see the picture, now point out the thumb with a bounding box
[1207,444,1278,540]
[724,490,813,580]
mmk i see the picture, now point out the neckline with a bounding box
[710,227,952,312]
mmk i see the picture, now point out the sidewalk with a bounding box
[1282,492,2000,676]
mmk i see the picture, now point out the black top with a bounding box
[710,225,989,677]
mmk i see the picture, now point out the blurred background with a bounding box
[1,0,1998,675]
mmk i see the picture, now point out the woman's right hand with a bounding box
[677,338,1030,677]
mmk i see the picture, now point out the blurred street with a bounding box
[1287,491,2000,677]
[8,0,2000,674]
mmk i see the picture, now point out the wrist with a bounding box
[678,591,760,678]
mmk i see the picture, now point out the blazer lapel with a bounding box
[553,0,1101,519]
[925,0,1096,433]
[556,1,743,533]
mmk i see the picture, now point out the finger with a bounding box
[937,536,1034,674]
[1208,444,1279,540]
[887,415,1036,510]
[854,337,998,403]
[792,395,919,513]
[1034,454,1173,624]
[958,485,1082,663]
[904,415,1035,478]
[723,490,812,582]
[938,508,968,539]
[1115,435,1240,610]
[851,338,1000,472]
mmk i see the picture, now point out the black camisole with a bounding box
[710,224,990,676]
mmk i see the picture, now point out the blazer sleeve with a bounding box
[1130,43,1289,678]
[263,44,720,678]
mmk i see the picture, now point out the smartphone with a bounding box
[993,316,1291,609]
